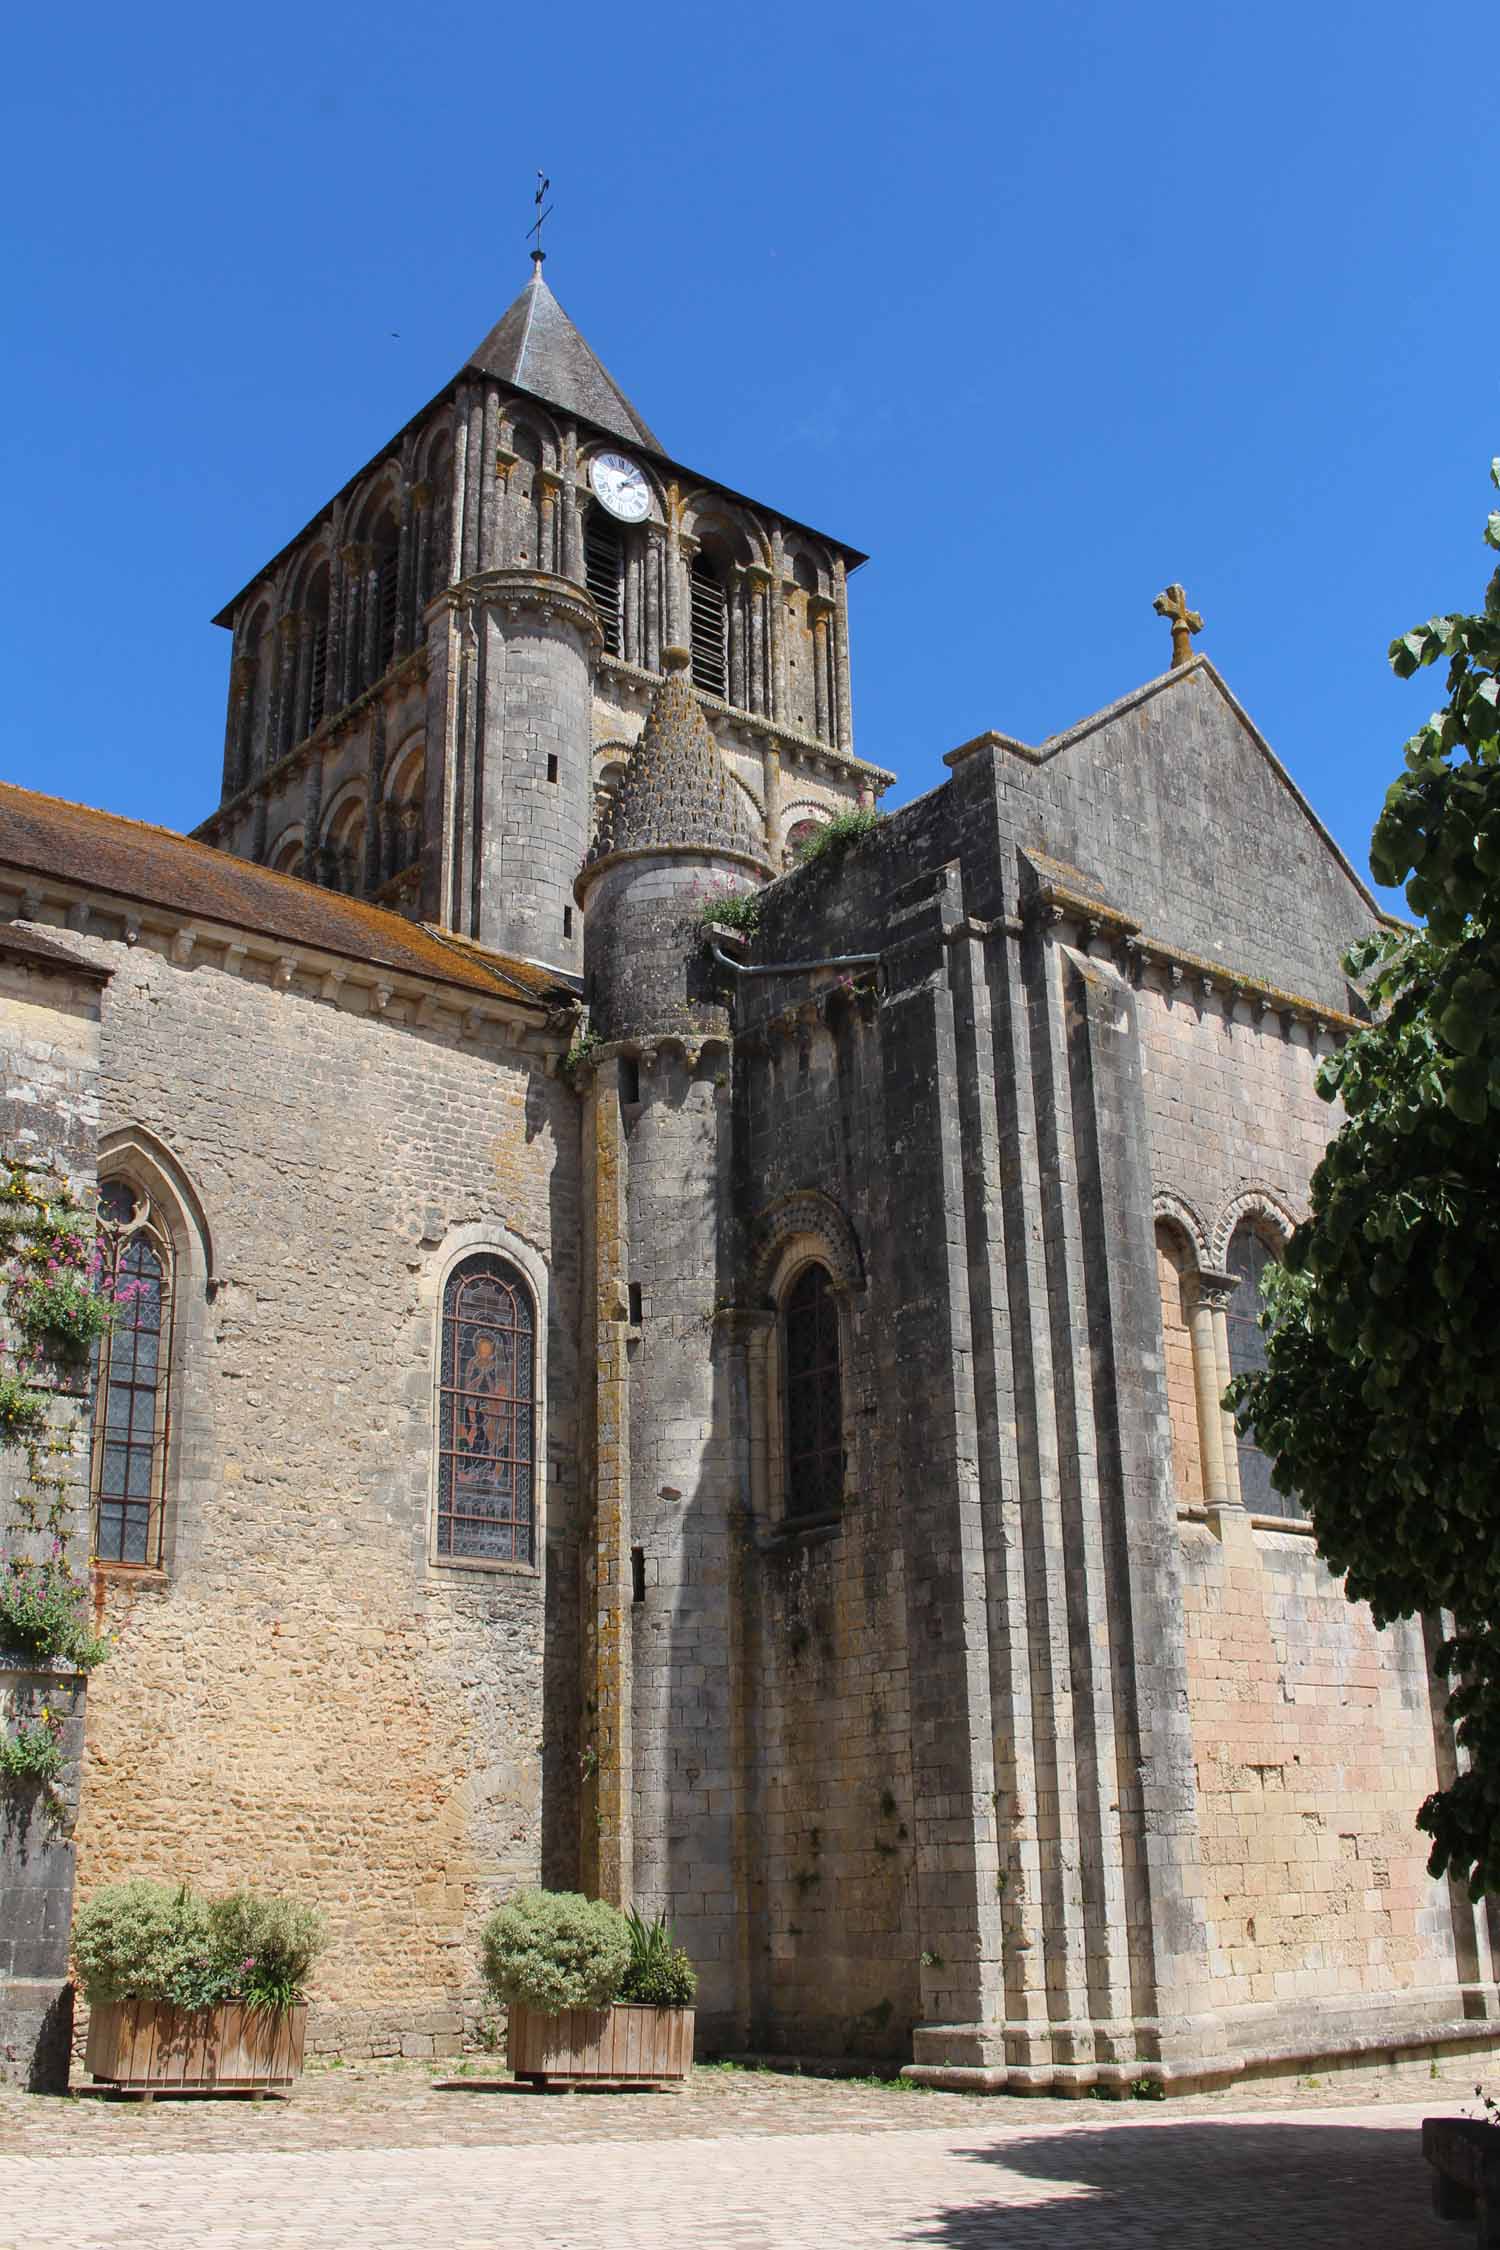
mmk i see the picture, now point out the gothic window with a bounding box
[90,1180,174,1569]
[437,1255,537,1565]
[585,508,624,657]
[782,1262,843,1520]
[1226,1220,1302,1517]
[690,553,728,698]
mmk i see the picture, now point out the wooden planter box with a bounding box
[84,1998,308,2098]
[507,2001,694,2085]
[1424,2116,1500,2242]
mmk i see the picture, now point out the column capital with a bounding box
[1186,1267,1238,1312]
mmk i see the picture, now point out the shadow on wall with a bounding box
[903,2117,1450,2248]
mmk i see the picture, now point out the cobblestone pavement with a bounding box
[0,2059,1484,2247]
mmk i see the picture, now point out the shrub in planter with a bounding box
[72,1879,236,2011]
[209,1891,326,2012]
[618,1909,697,2007]
[480,1888,630,2014]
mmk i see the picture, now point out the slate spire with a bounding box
[587,648,767,869]
[463,257,662,452]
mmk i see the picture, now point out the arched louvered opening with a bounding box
[585,508,624,657]
[305,566,331,733]
[690,552,728,697]
[372,514,399,677]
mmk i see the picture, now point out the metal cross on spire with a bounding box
[527,172,554,270]
[1153,583,1204,668]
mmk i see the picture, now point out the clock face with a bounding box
[589,451,650,524]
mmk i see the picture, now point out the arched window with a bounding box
[785,817,827,865]
[690,553,728,697]
[90,1180,175,1568]
[1154,1220,1203,1505]
[585,507,624,656]
[1225,1220,1301,1516]
[437,1255,537,1564]
[783,1262,843,1520]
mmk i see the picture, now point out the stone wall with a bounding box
[57,930,580,2059]
[0,933,109,2086]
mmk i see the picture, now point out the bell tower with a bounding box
[196,252,887,975]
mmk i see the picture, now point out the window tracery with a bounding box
[782,1261,843,1520]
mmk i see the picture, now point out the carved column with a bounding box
[478,390,501,570]
[361,554,381,686]
[301,751,324,885]
[394,485,416,656]
[449,400,470,583]
[665,490,683,645]
[746,566,770,716]
[412,484,433,617]
[1185,1272,1235,1515]
[224,655,256,796]
[727,568,747,710]
[832,555,853,753]
[461,388,485,578]
[338,544,368,706]
[1195,1270,1245,1511]
[768,529,788,723]
[644,525,663,669]
[561,424,583,584]
[537,471,560,577]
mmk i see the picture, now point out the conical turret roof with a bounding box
[586,650,768,872]
[464,258,661,451]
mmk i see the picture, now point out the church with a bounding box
[1,251,1495,2093]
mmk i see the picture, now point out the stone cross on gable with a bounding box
[1153,583,1204,668]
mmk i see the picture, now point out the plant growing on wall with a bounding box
[790,807,883,865]
[0,1704,63,1788]
[0,1547,111,1670]
[1229,464,1500,1897]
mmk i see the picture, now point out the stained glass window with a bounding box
[90,1179,173,1568]
[783,1263,843,1520]
[1226,1221,1304,1519]
[438,1256,536,1564]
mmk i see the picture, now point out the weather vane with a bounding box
[528,172,553,268]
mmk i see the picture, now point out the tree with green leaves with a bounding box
[1229,463,1500,1897]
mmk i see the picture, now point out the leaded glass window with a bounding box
[437,1256,536,1564]
[90,1179,174,1568]
[1226,1221,1304,1518]
[783,1262,843,1520]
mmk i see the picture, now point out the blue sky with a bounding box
[2,1,1494,914]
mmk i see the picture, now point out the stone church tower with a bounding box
[3,254,1498,2095]
[195,253,885,974]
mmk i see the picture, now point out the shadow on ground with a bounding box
[906,2117,1450,2248]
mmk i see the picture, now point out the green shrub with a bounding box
[480,1888,630,2013]
[692,883,763,935]
[791,808,883,865]
[72,1879,323,2013]
[0,1367,48,1448]
[71,1880,234,2010]
[0,1708,63,1788]
[618,1908,697,2007]
[209,1891,327,2013]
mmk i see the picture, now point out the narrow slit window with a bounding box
[783,1262,842,1520]
[90,1180,174,1569]
[437,1255,537,1565]
[547,754,559,784]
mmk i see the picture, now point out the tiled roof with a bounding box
[0,785,571,1008]
[465,264,662,452]
[586,652,769,871]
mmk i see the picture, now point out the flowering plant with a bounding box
[0,1548,111,1670]
[0,1704,64,1787]
[72,1882,326,2015]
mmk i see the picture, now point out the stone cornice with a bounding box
[436,568,603,649]
[574,840,772,905]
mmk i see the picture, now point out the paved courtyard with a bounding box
[0,2055,1484,2247]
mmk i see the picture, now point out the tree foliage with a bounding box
[1229,464,1500,1897]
